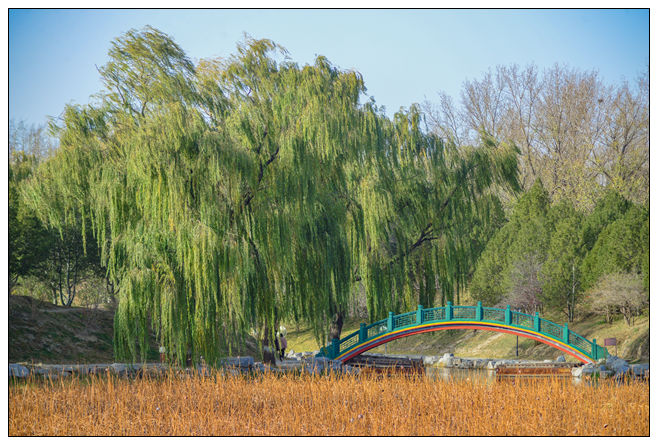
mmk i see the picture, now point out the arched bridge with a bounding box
[318,302,608,364]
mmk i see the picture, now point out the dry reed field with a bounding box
[9,371,649,436]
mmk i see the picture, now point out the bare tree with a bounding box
[504,254,543,314]
[532,65,605,208]
[586,273,647,325]
[595,79,649,204]
[9,119,57,161]
[498,64,541,191]
[422,92,466,147]
[424,64,648,210]
[461,68,507,142]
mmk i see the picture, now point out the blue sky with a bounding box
[9,9,650,126]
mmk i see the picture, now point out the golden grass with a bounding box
[9,371,648,436]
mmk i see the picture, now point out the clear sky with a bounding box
[8,8,650,126]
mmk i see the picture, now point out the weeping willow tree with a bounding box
[357,107,520,321]
[23,27,519,364]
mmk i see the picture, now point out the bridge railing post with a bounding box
[387,311,394,332]
[563,323,569,343]
[331,337,340,358]
[359,323,367,343]
[476,301,483,321]
[446,301,453,321]
[592,338,598,361]
[505,305,511,325]
[417,304,423,324]
[534,312,540,332]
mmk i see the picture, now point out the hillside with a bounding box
[9,294,116,364]
[284,310,649,363]
[8,294,259,364]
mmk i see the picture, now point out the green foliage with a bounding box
[541,201,584,320]
[470,180,550,305]
[641,217,649,291]
[580,189,631,251]
[471,177,649,322]
[98,25,197,117]
[581,205,649,291]
[9,152,52,290]
[358,119,520,318]
[23,27,521,364]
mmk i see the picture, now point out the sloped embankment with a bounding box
[8,294,260,364]
[9,294,115,364]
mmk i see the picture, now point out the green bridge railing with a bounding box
[318,302,609,362]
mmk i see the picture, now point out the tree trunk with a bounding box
[329,310,344,340]
[622,308,632,326]
[261,321,278,365]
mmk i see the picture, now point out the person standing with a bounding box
[279,332,287,360]
[274,334,280,360]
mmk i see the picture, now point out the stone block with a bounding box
[9,364,30,378]
[220,356,255,368]
[630,364,649,377]
[423,356,439,366]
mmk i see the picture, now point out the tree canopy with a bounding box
[470,179,649,321]
[23,27,520,364]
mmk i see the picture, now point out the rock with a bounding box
[9,364,30,378]
[487,359,516,369]
[605,355,629,375]
[302,357,330,373]
[252,363,268,373]
[615,364,630,375]
[89,365,111,375]
[630,364,649,378]
[423,356,439,366]
[223,367,242,376]
[195,366,211,376]
[301,357,350,375]
[600,370,615,379]
[110,363,129,375]
[220,356,255,368]
[438,356,454,368]
[572,363,596,377]
[459,359,474,369]
[555,355,566,362]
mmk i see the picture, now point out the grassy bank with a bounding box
[8,294,258,364]
[9,372,649,436]
[9,294,116,364]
